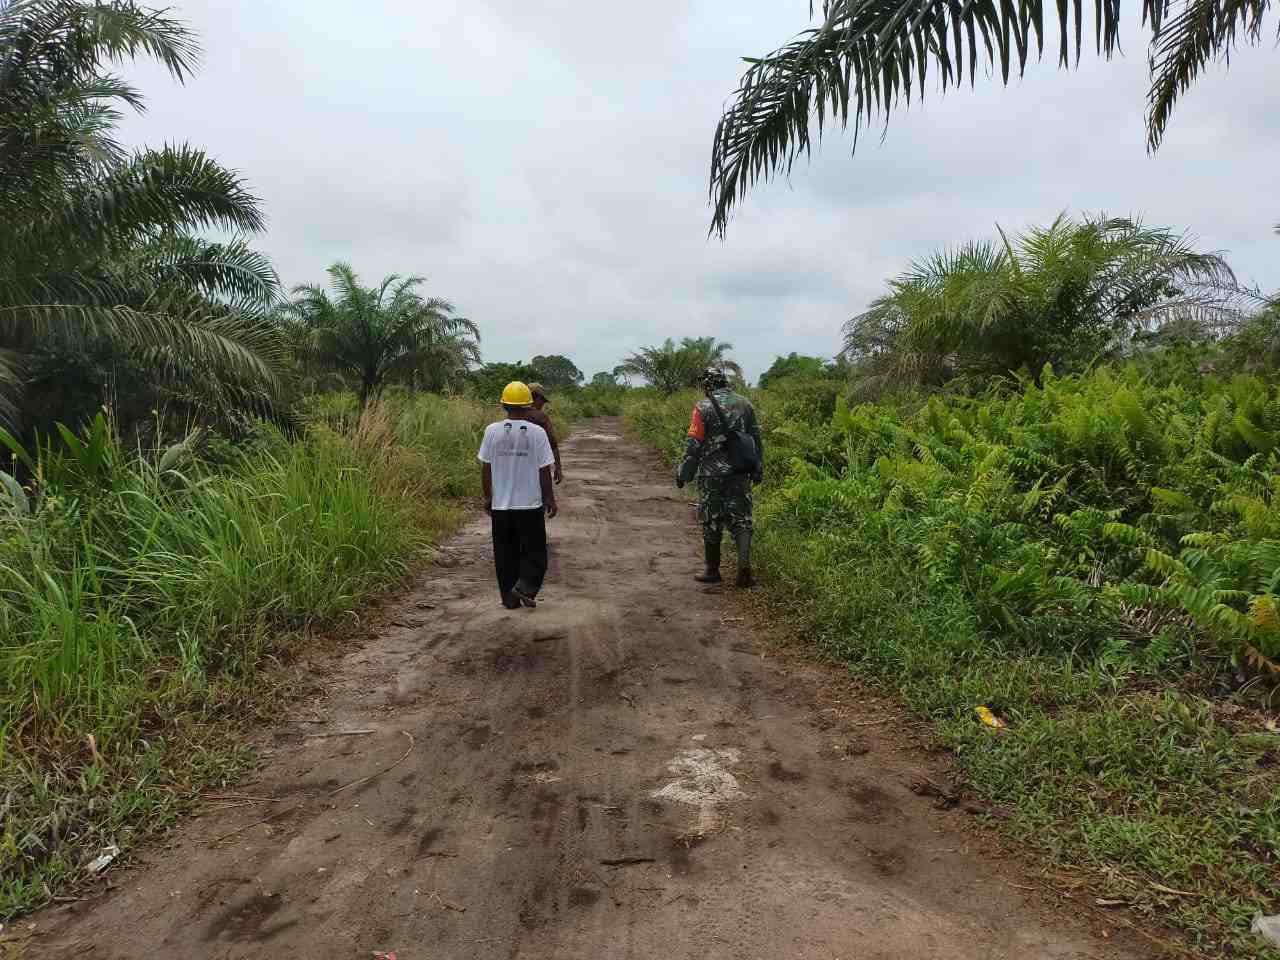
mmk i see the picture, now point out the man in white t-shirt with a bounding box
[477,381,559,609]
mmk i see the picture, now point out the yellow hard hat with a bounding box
[500,381,534,407]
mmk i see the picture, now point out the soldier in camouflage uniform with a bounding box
[676,368,765,587]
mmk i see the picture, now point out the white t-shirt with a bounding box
[477,419,555,510]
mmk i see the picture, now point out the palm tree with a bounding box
[0,0,285,426]
[285,263,479,408]
[615,339,691,395]
[615,337,742,395]
[679,337,744,381]
[843,215,1244,395]
[408,322,483,394]
[708,0,1274,234]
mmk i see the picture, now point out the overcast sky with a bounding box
[117,1,1278,382]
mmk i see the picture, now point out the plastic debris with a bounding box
[975,706,1006,729]
[86,845,119,875]
[1253,914,1280,949]
[372,953,398,960]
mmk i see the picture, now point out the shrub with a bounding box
[624,367,1280,957]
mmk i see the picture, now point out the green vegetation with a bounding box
[1,0,286,431]
[466,356,627,417]
[757,353,849,389]
[844,215,1246,397]
[468,355,582,401]
[709,0,1275,232]
[549,383,629,419]
[615,336,742,394]
[0,2,510,917]
[5,4,1274,953]
[627,370,1280,956]
[0,393,490,916]
[283,263,480,406]
[626,215,1280,956]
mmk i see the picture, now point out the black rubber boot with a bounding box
[734,530,755,588]
[694,539,722,583]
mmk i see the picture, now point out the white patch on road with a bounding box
[651,747,745,834]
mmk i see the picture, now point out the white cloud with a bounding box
[118,1,1279,380]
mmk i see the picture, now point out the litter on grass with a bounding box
[975,706,1006,729]
[86,845,119,875]
[1253,914,1280,949]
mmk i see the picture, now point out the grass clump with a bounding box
[625,368,1280,958]
[0,393,490,917]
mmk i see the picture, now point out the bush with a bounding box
[624,367,1280,958]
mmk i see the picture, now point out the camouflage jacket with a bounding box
[677,389,764,483]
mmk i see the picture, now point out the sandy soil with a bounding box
[31,418,1152,960]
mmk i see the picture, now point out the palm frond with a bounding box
[0,0,199,85]
[1147,0,1269,149]
[0,347,27,423]
[0,300,285,417]
[0,2,286,427]
[118,235,281,309]
[708,0,1273,234]
[844,213,1246,390]
[68,145,264,239]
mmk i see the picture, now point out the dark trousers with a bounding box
[491,508,548,599]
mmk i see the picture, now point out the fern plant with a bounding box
[1120,534,1280,668]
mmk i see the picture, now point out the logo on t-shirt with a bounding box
[496,422,532,457]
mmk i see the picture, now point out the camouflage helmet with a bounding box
[700,367,729,391]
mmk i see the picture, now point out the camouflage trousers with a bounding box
[698,475,753,542]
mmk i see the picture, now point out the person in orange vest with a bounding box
[676,368,764,587]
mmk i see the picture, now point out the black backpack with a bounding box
[705,390,760,476]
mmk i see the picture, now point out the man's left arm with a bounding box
[676,404,705,488]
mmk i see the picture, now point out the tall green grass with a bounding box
[0,394,490,916]
[625,370,1280,959]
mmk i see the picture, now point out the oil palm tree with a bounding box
[615,337,742,394]
[1,0,284,426]
[285,263,479,408]
[615,339,692,395]
[679,337,744,381]
[709,0,1274,234]
[843,214,1244,393]
[407,322,483,394]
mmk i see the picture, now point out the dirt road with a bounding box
[36,418,1146,959]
